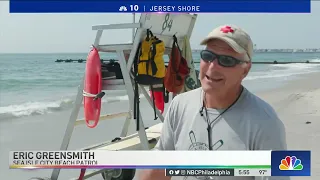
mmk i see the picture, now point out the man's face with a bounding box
[199,39,251,94]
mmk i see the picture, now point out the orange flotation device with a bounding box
[83,47,105,128]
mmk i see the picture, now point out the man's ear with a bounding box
[242,62,251,78]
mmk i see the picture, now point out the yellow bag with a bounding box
[136,29,166,85]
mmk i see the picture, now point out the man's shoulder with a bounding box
[179,87,203,97]
[243,89,287,150]
[168,88,202,119]
[243,89,281,124]
[172,87,203,105]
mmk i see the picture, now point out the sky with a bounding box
[0,2,320,53]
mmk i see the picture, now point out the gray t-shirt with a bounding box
[154,87,289,180]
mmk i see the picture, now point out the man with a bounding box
[138,25,289,180]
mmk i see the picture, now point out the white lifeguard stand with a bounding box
[49,13,197,180]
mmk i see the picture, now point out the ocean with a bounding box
[1,52,320,121]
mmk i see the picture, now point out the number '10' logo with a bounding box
[130,5,139,11]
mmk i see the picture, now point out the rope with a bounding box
[83,90,105,100]
[82,90,97,97]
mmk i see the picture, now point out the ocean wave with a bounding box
[310,58,320,62]
[271,62,320,70]
[0,99,74,120]
[245,71,310,81]
[246,60,320,81]
[0,94,145,120]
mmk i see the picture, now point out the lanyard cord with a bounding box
[203,87,243,150]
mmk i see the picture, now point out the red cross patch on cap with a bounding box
[220,26,234,33]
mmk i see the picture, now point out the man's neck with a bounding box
[205,85,243,109]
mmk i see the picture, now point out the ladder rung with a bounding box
[98,43,133,52]
[92,23,141,30]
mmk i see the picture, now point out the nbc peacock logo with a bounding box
[279,156,303,170]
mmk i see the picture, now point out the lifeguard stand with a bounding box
[50,13,198,180]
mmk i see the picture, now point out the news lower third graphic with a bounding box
[271,151,311,176]
[9,150,311,177]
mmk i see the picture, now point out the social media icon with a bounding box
[181,170,186,175]
[169,170,174,175]
[175,170,180,175]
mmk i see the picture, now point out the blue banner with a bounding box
[10,0,311,13]
[271,151,311,176]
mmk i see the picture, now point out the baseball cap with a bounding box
[200,24,253,61]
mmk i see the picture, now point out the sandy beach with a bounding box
[257,72,320,179]
[1,72,319,180]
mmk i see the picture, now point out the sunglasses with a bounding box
[200,50,247,67]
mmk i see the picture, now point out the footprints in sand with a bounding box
[286,92,320,114]
[288,93,305,101]
[275,90,320,126]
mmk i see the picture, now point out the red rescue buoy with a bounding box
[149,90,164,114]
[83,47,103,128]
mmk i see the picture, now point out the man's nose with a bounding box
[208,58,221,70]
